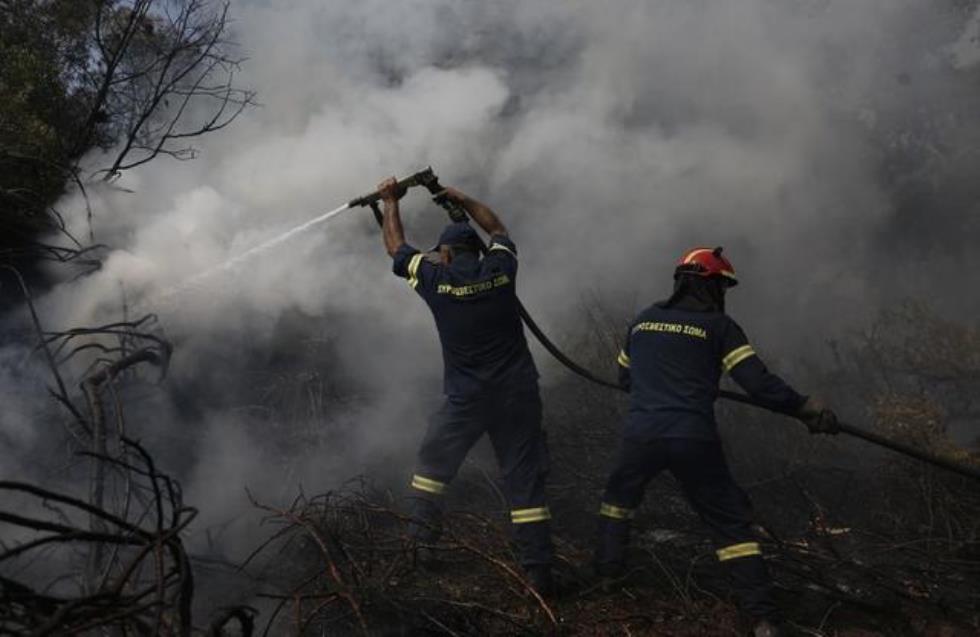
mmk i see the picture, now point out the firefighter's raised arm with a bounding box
[442,187,508,237]
[379,176,407,257]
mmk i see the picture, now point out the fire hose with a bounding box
[351,168,980,483]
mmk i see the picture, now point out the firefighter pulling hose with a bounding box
[595,247,833,633]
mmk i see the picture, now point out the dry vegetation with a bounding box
[3,300,978,636]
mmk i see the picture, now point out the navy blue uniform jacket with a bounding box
[393,235,538,397]
[617,303,806,441]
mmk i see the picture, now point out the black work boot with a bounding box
[412,544,441,569]
[751,618,786,637]
[407,496,443,543]
[593,516,630,580]
[594,557,626,578]
[407,495,444,570]
[525,565,555,598]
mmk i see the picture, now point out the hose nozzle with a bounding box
[351,166,468,224]
[348,167,437,208]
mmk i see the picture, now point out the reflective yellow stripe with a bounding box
[617,350,630,368]
[511,507,551,524]
[406,253,424,289]
[599,503,635,520]
[716,542,761,561]
[488,243,517,259]
[411,474,446,495]
[722,345,755,372]
[408,253,423,278]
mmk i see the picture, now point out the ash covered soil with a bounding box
[230,404,980,636]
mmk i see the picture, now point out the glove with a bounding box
[796,397,840,435]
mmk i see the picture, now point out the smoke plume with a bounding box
[4,0,980,566]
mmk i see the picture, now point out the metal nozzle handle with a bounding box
[348,167,437,208]
[415,173,468,223]
[350,166,467,223]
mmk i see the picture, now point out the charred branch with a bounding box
[0,439,197,636]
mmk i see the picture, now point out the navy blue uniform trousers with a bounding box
[596,438,777,618]
[409,386,553,567]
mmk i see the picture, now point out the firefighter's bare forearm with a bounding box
[382,198,406,256]
[446,188,508,236]
[377,176,407,256]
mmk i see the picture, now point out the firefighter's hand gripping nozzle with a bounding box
[349,166,469,225]
[348,167,436,209]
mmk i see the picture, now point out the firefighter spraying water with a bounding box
[375,175,555,596]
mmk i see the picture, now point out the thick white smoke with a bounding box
[4,0,980,564]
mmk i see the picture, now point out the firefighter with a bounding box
[377,177,553,594]
[594,247,839,636]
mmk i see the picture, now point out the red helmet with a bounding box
[675,247,738,286]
